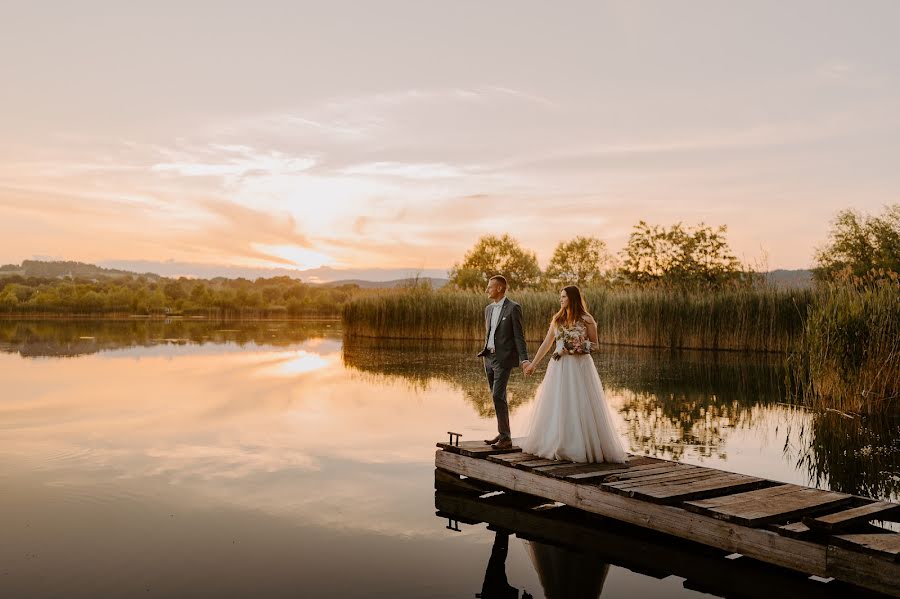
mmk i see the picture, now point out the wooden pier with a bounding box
[435,440,900,597]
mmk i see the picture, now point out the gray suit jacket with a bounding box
[476,298,529,368]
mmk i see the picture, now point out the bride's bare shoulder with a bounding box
[582,313,596,325]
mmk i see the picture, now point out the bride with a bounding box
[521,285,627,463]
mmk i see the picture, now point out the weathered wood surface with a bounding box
[516,458,566,470]
[566,461,670,482]
[806,501,900,532]
[532,462,612,476]
[609,472,770,504]
[487,452,538,465]
[686,486,853,527]
[828,544,900,596]
[435,439,520,457]
[831,533,900,560]
[602,463,685,481]
[773,521,813,539]
[435,449,900,597]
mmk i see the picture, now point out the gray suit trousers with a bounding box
[484,353,512,439]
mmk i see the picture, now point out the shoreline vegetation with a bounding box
[342,286,814,352]
[341,279,898,414]
[3,206,897,413]
[0,269,353,319]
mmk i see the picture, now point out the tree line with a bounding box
[447,205,900,290]
[0,274,355,317]
[448,221,752,290]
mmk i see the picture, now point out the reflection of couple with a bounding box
[478,529,609,599]
[478,275,626,463]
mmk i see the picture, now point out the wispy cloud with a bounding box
[339,161,466,179]
[152,146,316,179]
[816,60,853,82]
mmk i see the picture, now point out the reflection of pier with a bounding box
[436,441,900,597]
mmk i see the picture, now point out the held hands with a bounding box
[522,360,535,376]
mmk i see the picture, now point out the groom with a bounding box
[477,275,530,449]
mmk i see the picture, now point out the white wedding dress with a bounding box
[520,318,627,463]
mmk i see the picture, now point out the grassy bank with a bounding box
[341,286,815,353]
[342,281,900,413]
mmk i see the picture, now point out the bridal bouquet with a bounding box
[551,329,593,360]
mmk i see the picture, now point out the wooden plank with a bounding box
[627,474,769,504]
[603,472,728,499]
[532,462,613,476]
[805,501,900,532]
[487,451,537,465]
[436,450,830,577]
[436,440,520,457]
[516,458,567,470]
[687,486,853,527]
[604,468,716,489]
[602,464,686,482]
[685,484,804,511]
[831,533,900,560]
[772,521,812,539]
[607,456,665,468]
[827,545,900,596]
[566,462,680,482]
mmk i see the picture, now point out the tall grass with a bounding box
[788,277,900,413]
[342,286,814,353]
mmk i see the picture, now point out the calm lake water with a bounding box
[1,320,897,598]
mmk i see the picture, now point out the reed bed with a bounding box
[788,278,900,414]
[341,286,814,353]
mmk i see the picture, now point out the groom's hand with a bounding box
[521,360,531,375]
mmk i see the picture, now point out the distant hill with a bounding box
[764,269,814,288]
[0,260,809,290]
[0,260,159,280]
[325,277,449,289]
[0,260,448,288]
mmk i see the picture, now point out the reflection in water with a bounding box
[786,410,900,499]
[346,337,900,500]
[435,475,892,599]
[343,338,786,460]
[342,337,544,419]
[0,318,337,357]
[523,540,607,599]
[2,320,899,596]
[599,349,789,460]
[479,530,529,599]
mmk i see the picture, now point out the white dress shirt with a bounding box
[486,296,507,351]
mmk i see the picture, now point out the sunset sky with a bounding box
[2,1,898,281]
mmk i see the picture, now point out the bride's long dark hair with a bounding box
[552,285,591,328]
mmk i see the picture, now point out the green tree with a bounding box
[544,236,614,288]
[164,279,187,301]
[147,288,167,313]
[190,283,211,306]
[0,291,18,311]
[107,286,133,312]
[75,290,106,313]
[448,234,541,290]
[619,221,742,287]
[814,205,900,281]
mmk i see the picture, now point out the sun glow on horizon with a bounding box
[250,244,337,271]
[1,3,899,273]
